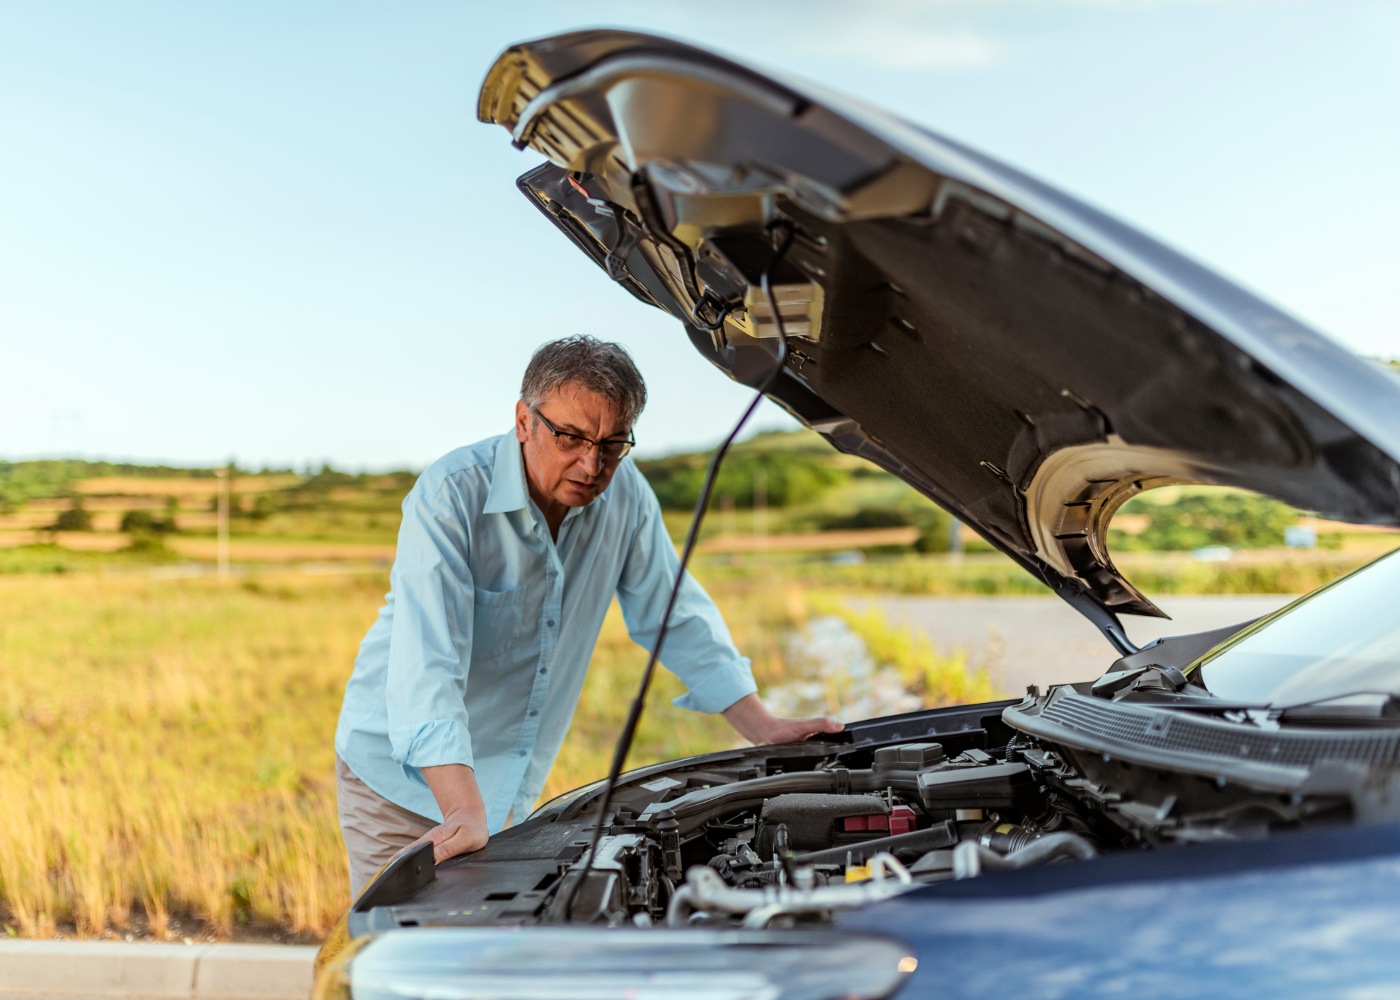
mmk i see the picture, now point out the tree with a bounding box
[911,506,954,554]
[120,510,174,534]
[639,451,843,510]
[248,494,274,521]
[53,497,93,532]
[1114,490,1298,551]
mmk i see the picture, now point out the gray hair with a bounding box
[520,335,647,429]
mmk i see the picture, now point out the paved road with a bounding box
[848,594,1297,696]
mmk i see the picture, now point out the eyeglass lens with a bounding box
[537,410,632,459]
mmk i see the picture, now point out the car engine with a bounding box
[527,720,1110,930]
[349,686,1393,936]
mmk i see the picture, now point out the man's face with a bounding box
[515,383,632,513]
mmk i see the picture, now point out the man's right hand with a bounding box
[412,763,490,863]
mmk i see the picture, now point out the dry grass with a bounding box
[74,475,300,498]
[36,532,130,552]
[0,568,910,940]
[823,601,1001,707]
[165,539,397,562]
[0,562,1088,941]
[0,571,374,939]
[700,526,919,553]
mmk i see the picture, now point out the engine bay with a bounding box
[350,690,1370,935]
[574,736,1098,929]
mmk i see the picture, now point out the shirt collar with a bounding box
[482,433,530,514]
[481,432,613,516]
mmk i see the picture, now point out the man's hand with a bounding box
[410,763,490,864]
[409,806,489,864]
[722,693,843,746]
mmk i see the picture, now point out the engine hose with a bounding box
[708,855,739,885]
[794,820,958,867]
[667,853,914,928]
[980,824,1040,854]
[952,831,1097,880]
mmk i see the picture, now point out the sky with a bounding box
[2,0,1396,471]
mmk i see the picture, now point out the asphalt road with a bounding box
[848,594,1297,696]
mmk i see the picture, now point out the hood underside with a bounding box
[478,30,1400,640]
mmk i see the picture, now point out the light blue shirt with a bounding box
[335,432,757,831]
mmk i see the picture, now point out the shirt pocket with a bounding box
[470,586,527,667]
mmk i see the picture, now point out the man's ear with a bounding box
[514,400,531,443]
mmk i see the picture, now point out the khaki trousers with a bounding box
[335,754,437,900]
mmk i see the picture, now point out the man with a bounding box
[335,335,842,896]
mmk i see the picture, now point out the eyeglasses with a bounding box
[534,409,635,461]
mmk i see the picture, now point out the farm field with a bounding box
[0,564,990,942]
[3,436,1399,942]
[3,545,1394,942]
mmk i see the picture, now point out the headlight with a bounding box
[314,927,914,1000]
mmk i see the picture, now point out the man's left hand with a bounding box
[722,693,843,745]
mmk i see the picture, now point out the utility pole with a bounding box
[949,516,964,559]
[216,463,230,581]
[753,466,767,556]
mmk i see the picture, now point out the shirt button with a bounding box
[546,620,556,627]
[517,750,528,758]
[528,710,538,717]
[540,667,548,675]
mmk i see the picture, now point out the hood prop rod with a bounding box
[1101,620,1138,657]
[562,222,797,921]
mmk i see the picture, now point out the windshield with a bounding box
[1189,548,1400,707]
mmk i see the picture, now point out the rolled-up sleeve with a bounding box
[386,478,478,780]
[615,469,757,714]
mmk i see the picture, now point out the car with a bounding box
[312,28,1400,1000]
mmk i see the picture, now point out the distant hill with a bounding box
[636,429,957,547]
[6,427,1395,566]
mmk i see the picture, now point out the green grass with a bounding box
[694,548,1390,597]
[0,544,179,575]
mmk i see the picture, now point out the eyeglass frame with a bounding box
[532,408,636,461]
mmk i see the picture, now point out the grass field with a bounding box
[0,563,993,941]
[0,571,371,940]
[6,542,1392,941]
[4,447,1397,942]
[694,546,1393,598]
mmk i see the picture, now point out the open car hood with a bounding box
[478,30,1400,647]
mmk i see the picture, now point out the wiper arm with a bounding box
[1276,693,1400,727]
[1112,695,1260,713]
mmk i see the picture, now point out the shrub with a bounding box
[123,530,171,555]
[816,506,912,531]
[52,499,93,532]
[911,507,954,554]
[1113,490,1300,552]
[120,510,175,535]
[641,452,844,510]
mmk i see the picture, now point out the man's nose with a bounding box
[579,446,604,476]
